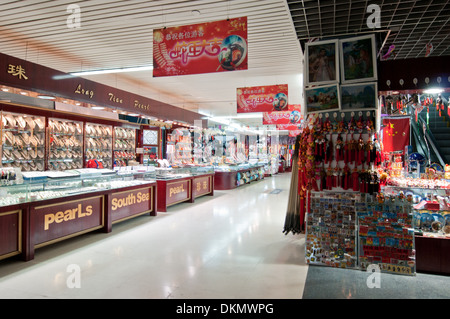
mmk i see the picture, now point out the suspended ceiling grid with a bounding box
[287,0,450,60]
[0,0,304,127]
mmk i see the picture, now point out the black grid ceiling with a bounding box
[287,0,450,59]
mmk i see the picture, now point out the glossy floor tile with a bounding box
[0,173,308,299]
[1,172,448,300]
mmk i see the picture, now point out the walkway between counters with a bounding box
[0,173,308,299]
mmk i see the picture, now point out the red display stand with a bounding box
[0,182,156,262]
[214,166,264,190]
[157,174,214,212]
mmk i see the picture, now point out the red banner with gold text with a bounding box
[153,17,248,77]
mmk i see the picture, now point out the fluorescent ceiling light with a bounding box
[424,88,444,94]
[70,65,153,76]
[37,95,56,100]
[91,106,105,110]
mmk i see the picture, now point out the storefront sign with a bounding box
[193,176,212,198]
[153,17,248,77]
[32,196,104,246]
[237,84,289,113]
[0,52,202,124]
[110,187,153,222]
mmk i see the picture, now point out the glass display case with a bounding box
[85,122,113,169]
[1,111,46,171]
[48,118,83,170]
[114,127,136,167]
[167,128,193,165]
[383,185,450,237]
[0,169,156,208]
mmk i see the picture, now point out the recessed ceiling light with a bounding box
[192,9,201,16]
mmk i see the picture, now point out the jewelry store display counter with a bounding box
[156,166,214,212]
[0,169,156,262]
[214,164,265,190]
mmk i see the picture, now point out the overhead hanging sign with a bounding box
[263,104,302,125]
[153,17,248,77]
[237,84,289,113]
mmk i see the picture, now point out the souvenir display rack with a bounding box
[1,111,46,172]
[305,191,416,275]
[85,123,113,169]
[48,118,84,171]
[306,192,358,269]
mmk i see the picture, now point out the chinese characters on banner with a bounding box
[237,84,289,113]
[153,17,248,77]
[263,104,302,125]
[382,117,410,153]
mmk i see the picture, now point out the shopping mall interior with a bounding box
[0,0,449,303]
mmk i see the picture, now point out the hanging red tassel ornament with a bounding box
[335,134,344,162]
[356,116,364,133]
[352,168,360,192]
[326,167,333,190]
[357,134,365,166]
[366,137,373,166]
[342,165,350,190]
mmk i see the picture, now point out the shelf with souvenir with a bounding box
[382,184,450,274]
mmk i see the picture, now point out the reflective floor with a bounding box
[0,173,449,299]
[0,173,307,299]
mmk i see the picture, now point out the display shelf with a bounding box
[85,123,113,169]
[48,118,83,171]
[114,127,136,167]
[1,111,46,172]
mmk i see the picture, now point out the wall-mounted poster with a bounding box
[305,39,339,86]
[153,17,248,77]
[305,84,340,114]
[237,84,288,113]
[340,34,378,83]
[340,82,378,111]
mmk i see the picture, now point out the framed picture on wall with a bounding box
[305,39,339,86]
[340,34,378,83]
[305,84,340,114]
[340,82,378,111]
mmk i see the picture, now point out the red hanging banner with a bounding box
[382,117,410,153]
[237,84,289,113]
[263,104,302,125]
[153,17,248,77]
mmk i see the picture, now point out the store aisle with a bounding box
[0,173,308,299]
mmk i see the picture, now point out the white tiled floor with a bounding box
[0,173,308,299]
